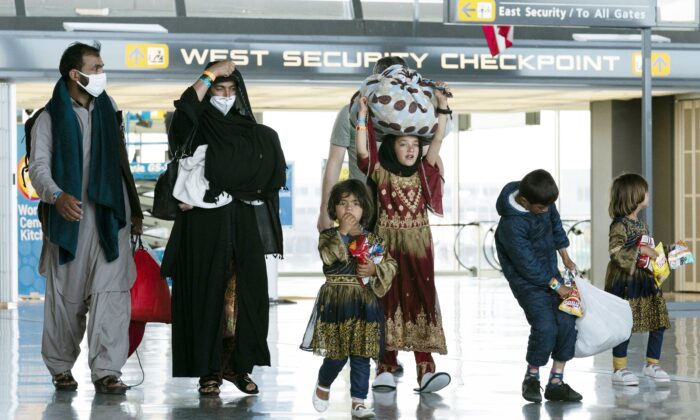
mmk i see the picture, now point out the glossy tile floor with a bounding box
[2,277,700,419]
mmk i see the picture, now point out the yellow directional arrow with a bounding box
[457,0,496,22]
[632,52,670,77]
[125,44,169,69]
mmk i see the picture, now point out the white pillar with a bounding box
[0,82,18,308]
[590,101,613,288]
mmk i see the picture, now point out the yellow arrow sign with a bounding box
[457,0,496,23]
[632,52,670,77]
[125,44,169,69]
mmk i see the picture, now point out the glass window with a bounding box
[264,110,342,273]
[186,0,352,19]
[361,0,443,22]
[657,0,698,24]
[25,0,175,17]
[0,0,15,16]
[456,110,591,274]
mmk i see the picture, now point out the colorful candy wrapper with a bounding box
[636,234,655,274]
[349,236,385,286]
[652,242,671,287]
[669,240,696,270]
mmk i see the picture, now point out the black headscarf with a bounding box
[198,65,286,203]
[378,134,423,177]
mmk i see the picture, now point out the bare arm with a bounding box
[355,97,370,160]
[317,144,347,231]
[425,82,451,167]
[192,60,236,101]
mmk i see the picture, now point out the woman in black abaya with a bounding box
[162,60,285,396]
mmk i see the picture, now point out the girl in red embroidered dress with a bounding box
[355,84,451,393]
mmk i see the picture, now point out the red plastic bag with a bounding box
[128,321,146,357]
[131,246,171,323]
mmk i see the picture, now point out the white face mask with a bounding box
[76,71,107,97]
[210,95,236,116]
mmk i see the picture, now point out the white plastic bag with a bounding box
[173,145,232,209]
[574,277,633,358]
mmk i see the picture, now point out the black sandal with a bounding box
[52,371,78,391]
[223,372,259,395]
[93,375,128,395]
[198,375,222,396]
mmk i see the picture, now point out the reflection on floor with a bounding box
[2,277,700,419]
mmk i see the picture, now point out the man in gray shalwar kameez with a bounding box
[28,42,143,394]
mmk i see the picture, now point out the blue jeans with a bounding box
[318,356,370,399]
[613,328,665,361]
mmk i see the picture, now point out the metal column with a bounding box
[641,28,653,233]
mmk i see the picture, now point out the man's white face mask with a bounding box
[76,71,107,97]
[210,95,236,116]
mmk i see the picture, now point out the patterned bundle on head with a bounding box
[349,64,452,141]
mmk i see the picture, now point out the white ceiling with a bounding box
[15,82,679,113]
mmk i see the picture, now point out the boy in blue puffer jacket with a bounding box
[495,169,582,403]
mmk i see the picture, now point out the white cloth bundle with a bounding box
[173,145,232,209]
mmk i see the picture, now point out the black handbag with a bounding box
[151,127,196,220]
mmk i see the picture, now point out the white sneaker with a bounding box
[351,403,375,418]
[413,372,451,393]
[311,383,330,413]
[612,369,639,386]
[642,364,671,383]
[372,372,397,390]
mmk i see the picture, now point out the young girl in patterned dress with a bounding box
[301,179,397,418]
[606,173,671,386]
[355,84,452,393]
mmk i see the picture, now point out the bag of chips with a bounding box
[636,234,655,274]
[559,284,583,317]
[651,242,671,287]
[669,240,696,269]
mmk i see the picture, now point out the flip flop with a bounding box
[413,372,451,393]
[372,372,397,391]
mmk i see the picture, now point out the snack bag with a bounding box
[651,242,671,287]
[636,234,655,274]
[348,235,370,285]
[669,240,696,269]
[559,285,583,317]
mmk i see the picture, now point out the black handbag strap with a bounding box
[173,124,198,160]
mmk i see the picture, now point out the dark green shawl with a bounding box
[46,79,126,264]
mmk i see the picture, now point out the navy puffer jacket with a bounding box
[494,181,569,297]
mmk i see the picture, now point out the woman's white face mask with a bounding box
[210,95,236,116]
[77,71,107,97]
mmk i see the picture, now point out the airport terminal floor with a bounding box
[2,276,700,420]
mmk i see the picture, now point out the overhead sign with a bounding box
[3,33,700,87]
[447,0,657,28]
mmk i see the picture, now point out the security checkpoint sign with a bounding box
[447,0,657,28]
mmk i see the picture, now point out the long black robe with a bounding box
[162,77,285,377]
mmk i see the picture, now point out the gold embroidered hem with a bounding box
[377,210,430,230]
[310,319,382,360]
[629,296,671,333]
[384,306,447,354]
[376,225,432,258]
